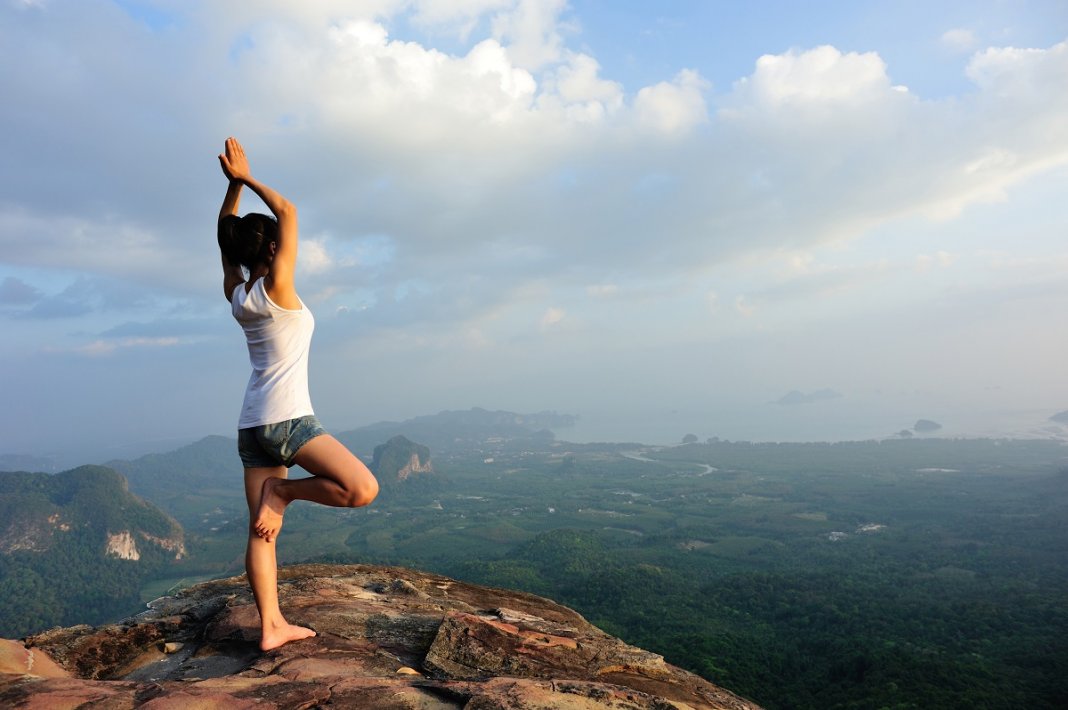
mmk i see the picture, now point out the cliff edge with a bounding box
[0,564,761,709]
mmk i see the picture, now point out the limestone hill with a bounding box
[1,564,761,709]
[0,466,185,637]
[372,435,434,483]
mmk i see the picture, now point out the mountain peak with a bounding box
[371,435,433,482]
[4,564,761,709]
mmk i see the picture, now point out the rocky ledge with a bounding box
[0,564,761,709]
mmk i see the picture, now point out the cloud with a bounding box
[540,306,565,329]
[966,40,1068,103]
[941,28,977,53]
[0,209,203,295]
[734,296,754,317]
[0,4,1067,416]
[68,337,181,357]
[409,0,513,39]
[745,259,896,307]
[775,389,843,406]
[2,274,164,323]
[491,0,569,70]
[19,278,99,319]
[586,284,618,298]
[24,295,93,320]
[717,41,1068,243]
[540,52,624,122]
[915,251,957,272]
[733,45,901,107]
[99,317,222,339]
[5,6,1065,336]
[634,69,710,134]
[0,276,42,306]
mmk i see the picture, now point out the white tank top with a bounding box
[231,277,315,428]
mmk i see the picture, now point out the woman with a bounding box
[217,137,379,651]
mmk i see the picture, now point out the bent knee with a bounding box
[344,475,378,508]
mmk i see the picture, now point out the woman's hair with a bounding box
[218,213,279,270]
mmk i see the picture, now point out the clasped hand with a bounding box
[218,136,251,182]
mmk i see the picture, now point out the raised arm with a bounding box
[218,177,246,301]
[218,137,299,307]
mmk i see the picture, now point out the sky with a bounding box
[2,0,1068,463]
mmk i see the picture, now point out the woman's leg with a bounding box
[253,434,378,542]
[244,466,316,651]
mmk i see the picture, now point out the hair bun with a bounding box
[218,213,278,270]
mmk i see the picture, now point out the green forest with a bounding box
[0,466,184,636]
[2,432,1067,709]
[317,438,1068,709]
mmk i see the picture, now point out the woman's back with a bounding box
[232,276,315,429]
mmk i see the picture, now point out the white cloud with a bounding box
[297,234,390,279]
[735,296,754,317]
[742,259,896,312]
[0,208,201,294]
[409,0,513,40]
[916,251,958,271]
[731,46,900,108]
[299,239,334,275]
[2,2,1068,450]
[634,69,710,134]
[721,41,1068,239]
[966,40,1068,104]
[2,7,1065,321]
[540,52,623,122]
[586,284,618,298]
[59,337,181,357]
[540,306,565,329]
[941,28,977,53]
[491,0,568,70]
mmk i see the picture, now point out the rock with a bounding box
[1,564,761,709]
[372,436,434,482]
[0,639,68,678]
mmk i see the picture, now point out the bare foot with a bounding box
[260,623,316,651]
[254,477,288,542]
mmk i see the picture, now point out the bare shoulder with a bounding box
[264,274,301,310]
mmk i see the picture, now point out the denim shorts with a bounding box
[238,415,326,468]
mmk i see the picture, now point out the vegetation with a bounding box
[313,437,1068,709]
[0,466,184,637]
[372,435,433,485]
[3,417,1066,708]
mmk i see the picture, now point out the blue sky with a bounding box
[2,0,1068,464]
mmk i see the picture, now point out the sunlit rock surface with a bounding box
[1,564,761,709]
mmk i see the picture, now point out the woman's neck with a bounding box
[249,264,270,282]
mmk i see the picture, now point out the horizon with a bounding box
[2,1,1068,461]
[8,402,1068,472]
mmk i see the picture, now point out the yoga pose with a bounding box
[217,137,379,651]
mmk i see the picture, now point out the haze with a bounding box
[2,0,1067,464]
